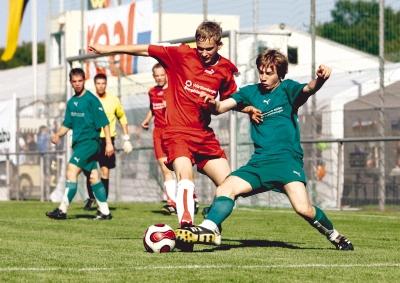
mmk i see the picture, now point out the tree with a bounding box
[316,0,400,62]
[0,42,45,70]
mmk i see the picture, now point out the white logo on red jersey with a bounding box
[184,80,217,96]
[204,69,215,75]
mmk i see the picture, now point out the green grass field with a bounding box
[0,201,399,282]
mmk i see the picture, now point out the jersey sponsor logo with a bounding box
[152,101,166,110]
[260,107,283,118]
[73,102,79,107]
[71,112,85,117]
[292,170,301,177]
[263,99,271,105]
[73,157,80,163]
[204,69,215,75]
[184,80,217,96]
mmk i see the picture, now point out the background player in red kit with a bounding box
[141,63,199,215]
[89,21,257,231]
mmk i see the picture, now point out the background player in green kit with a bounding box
[176,49,354,251]
[46,68,114,220]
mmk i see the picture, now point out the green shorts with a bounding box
[231,157,307,196]
[70,139,100,172]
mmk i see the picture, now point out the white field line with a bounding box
[236,207,400,220]
[1,263,400,272]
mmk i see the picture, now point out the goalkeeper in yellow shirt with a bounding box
[84,73,133,210]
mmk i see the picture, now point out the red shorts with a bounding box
[162,126,227,171]
[153,127,166,160]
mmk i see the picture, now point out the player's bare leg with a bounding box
[159,157,177,214]
[46,163,81,219]
[284,182,353,250]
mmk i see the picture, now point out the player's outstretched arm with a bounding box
[303,64,331,95]
[201,93,237,114]
[88,44,150,57]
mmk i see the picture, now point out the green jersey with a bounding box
[63,90,109,145]
[232,79,306,162]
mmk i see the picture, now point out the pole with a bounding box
[203,0,208,21]
[253,0,259,83]
[80,0,85,65]
[378,0,386,211]
[158,0,162,42]
[310,0,317,201]
[229,30,237,170]
[32,0,38,115]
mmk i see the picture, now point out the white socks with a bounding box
[164,179,177,203]
[176,179,195,226]
[200,219,219,233]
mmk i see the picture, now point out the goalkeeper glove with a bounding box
[122,135,133,153]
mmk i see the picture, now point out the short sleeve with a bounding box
[231,86,251,105]
[219,73,238,101]
[148,45,180,71]
[284,79,306,105]
[114,97,128,125]
[62,103,72,129]
[91,97,109,129]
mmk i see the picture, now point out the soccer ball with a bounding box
[143,224,176,253]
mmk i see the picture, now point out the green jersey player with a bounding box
[46,68,113,220]
[176,49,353,251]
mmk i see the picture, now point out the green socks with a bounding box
[91,181,110,215]
[59,181,77,213]
[206,196,235,226]
[305,206,334,236]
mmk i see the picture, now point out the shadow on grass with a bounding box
[178,238,326,252]
[151,210,175,216]
[71,214,96,219]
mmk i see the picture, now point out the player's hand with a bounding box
[51,133,60,145]
[88,44,109,54]
[243,106,263,124]
[316,64,331,80]
[141,121,149,130]
[199,92,216,104]
[122,140,133,154]
[105,142,114,157]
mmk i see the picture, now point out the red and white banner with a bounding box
[85,0,153,78]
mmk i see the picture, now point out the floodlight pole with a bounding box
[378,0,386,211]
[203,0,208,20]
[229,30,238,171]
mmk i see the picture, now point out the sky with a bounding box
[0,0,399,48]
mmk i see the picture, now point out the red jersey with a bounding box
[148,44,238,129]
[148,85,167,128]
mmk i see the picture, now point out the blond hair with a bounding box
[195,21,222,44]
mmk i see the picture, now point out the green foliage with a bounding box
[0,202,399,282]
[317,0,400,62]
[0,42,45,69]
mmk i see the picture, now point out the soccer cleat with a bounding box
[83,198,96,211]
[45,208,67,220]
[162,204,177,215]
[94,210,112,220]
[329,233,354,250]
[175,225,221,246]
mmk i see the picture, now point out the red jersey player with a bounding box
[89,21,257,234]
[141,63,200,215]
